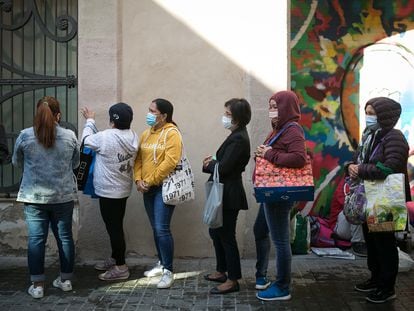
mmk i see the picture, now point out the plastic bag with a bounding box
[365,173,407,232]
[398,247,414,272]
[343,177,367,225]
[291,212,310,254]
[203,164,224,228]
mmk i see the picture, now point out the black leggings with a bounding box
[99,197,128,266]
[209,209,241,280]
[362,223,398,291]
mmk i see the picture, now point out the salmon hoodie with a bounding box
[134,122,182,187]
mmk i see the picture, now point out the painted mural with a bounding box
[291,0,414,216]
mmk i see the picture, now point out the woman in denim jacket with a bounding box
[12,96,80,299]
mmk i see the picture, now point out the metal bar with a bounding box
[10,0,14,188]
[32,1,35,121]
[55,0,57,99]
[0,78,76,85]
[66,0,69,120]
[22,0,25,128]
[43,0,46,97]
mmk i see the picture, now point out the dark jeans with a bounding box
[99,197,128,266]
[209,209,241,280]
[143,186,175,272]
[24,201,74,282]
[254,203,270,279]
[362,223,398,291]
[254,201,293,290]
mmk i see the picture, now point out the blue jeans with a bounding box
[24,201,75,282]
[254,201,293,290]
[254,203,270,279]
[143,186,175,272]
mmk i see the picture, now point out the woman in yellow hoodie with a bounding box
[134,98,182,289]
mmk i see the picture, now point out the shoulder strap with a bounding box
[163,127,182,145]
[80,135,90,152]
[368,129,394,161]
[267,122,302,146]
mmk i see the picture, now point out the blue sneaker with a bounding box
[255,277,271,290]
[256,283,291,301]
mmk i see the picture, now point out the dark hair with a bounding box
[224,98,251,127]
[34,96,61,148]
[153,98,177,126]
[109,102,133,130]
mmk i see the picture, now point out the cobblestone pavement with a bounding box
[0,255,413,310]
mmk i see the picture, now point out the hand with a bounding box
[81,107,95,120]
[348,164,359,179]
[136,180,149,193]
[255,145,271,157]
[203,155,213,168]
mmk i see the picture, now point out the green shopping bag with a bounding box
[291,212,310,254]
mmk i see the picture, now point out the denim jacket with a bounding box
[12,125,80,204]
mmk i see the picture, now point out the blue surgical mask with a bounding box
[222,115,233,129]
[146,113,157,126]
[365,115,378,129]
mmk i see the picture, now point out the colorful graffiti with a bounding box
[291,0,414,216]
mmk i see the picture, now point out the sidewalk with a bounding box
[0,254,413,311]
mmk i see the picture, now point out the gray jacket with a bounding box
[82,119,138,198]
[12,125,80,204]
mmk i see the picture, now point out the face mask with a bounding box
[269,110,278,119]
[146,113,157,126]
[365,115,378,129]
[222,115,233,129]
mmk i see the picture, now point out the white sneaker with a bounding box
[28,284,44,299]
[53,277,73,292]
[144,261,164,277]
[157,269,174,289]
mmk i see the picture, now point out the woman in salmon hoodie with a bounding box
[254,91,307,301]
[134,98,182,289]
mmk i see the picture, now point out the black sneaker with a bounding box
[354,279,378,292]
[352,242,367,257]
[366,289,396,303]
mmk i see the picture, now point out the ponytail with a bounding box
[34,96,61,148]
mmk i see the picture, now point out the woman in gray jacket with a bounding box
[13,96,80,299]
[81,103,138,281]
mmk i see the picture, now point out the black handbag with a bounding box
[74,136,93,191]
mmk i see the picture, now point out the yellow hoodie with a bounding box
[134,123,182,186]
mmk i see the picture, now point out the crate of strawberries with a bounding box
[254,156,314,203]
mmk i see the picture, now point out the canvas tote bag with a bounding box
[161,128,195,205]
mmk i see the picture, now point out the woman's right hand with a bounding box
[348,164,359,179]
[81,107,95,120]
[203,155,213,168]
[136,180,149,193]
[255,145,271,157]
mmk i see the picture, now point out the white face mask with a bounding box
[222,115,233,129]
[269,110,278,119]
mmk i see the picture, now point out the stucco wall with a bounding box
[75,0,289,260]
[0,0,288,261]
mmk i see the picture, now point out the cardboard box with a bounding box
[254,157,314,202]
[254,185,314,202]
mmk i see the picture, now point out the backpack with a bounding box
[309,216,351,249]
